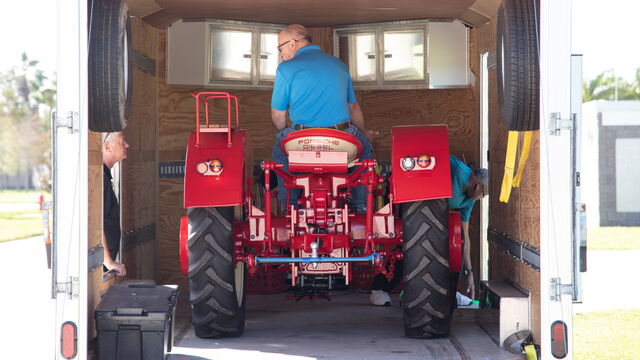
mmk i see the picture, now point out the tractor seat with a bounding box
[281,128,363,166]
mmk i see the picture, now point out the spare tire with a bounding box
[88,0,132,132]
[497,0,539,131]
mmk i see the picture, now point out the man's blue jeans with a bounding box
[271,124,374,211]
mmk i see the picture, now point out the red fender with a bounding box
[390,125,452,203]
[448,211,463,273]
[179,216,189,276]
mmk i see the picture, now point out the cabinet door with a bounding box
[210,29,253,82]
[428,21,469,88]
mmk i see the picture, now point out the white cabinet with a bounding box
[428,21,469,88]
[335,20,469,89]
[167,20,283,88]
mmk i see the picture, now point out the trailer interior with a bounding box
[85,0,544,357]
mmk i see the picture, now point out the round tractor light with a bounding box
[209,159,223,175]
[196,162,209,174]
[417,154,432,168]
[401,157,415,171]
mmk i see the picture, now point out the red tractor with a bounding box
[179,92,463,339]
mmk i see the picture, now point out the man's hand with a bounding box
[104,260,127,277]
[365,129,380,143]
[465,271,475,299]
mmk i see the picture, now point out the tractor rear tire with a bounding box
[187,207,246,338]
[401,199,453,338]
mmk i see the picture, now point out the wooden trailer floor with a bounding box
[168,291,519,360]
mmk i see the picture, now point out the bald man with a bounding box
[271,24,376,212]
[102,132,128,276]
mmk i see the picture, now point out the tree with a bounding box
[583,68,640,102]
[0,53,56,190]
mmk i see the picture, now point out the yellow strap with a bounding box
[499,131,519,203]
[513,131,533,187]
[524,344,538,360]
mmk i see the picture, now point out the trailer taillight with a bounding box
[550,320,568,358]
[61,321,77,359]
[209,159,223,175]
[416,154,432,168]
[196,159,223,176]
[196,162,209,174]
[400,157,415,171]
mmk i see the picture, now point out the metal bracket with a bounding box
[88,245,105,272]
[55,110,79,134]
[550,277,573,301]
[56,276,79,299]
[549,112,575,136]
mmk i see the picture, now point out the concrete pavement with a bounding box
[0,235,55,359]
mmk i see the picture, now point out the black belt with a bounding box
[293,121,351,131]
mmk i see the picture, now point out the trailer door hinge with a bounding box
[55,110,79,134]
[56,276,79,299]
[550,277,573,301]
[549,112,575,136]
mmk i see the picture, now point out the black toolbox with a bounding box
[95,284,178,360]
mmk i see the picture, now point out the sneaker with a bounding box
[370,290,392,306]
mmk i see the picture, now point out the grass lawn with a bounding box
[587,227,640,250]
[0,210,45,242]
[574,309,640,359]
[0,190,51,242]
[0,190,50,204]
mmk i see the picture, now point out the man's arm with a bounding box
[348,102,365,132]
[461,221,474,298]
[271,108,288,131]
[102,232,126,276]
[348,102,378,142]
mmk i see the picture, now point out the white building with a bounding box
[582,100,640,227]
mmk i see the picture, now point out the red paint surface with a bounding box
[391,125,452,203]
[179,216,189,276]
[448,211,463,272]
[183,130,247,208]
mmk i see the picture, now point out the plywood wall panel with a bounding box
[121,20,159,283]
[121,158,156,230]
[88,131,103,249]
[309,27,334,54]
[360,88,477,162]
[157,178,188,288]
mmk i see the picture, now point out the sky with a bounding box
[0,1,639,82]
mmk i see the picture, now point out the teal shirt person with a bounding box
[449,155,476,222]
[271,45,356,127]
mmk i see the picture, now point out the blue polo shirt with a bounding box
[271,45,356,127]
[449,155,475,222]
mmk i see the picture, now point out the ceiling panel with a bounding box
[127,0,500,28]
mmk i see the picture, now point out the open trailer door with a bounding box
[540,0,576,358]
[52,0,89,358]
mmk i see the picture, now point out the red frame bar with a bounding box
[192,91,240,147]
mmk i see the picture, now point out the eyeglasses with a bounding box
[277,38,300,52]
